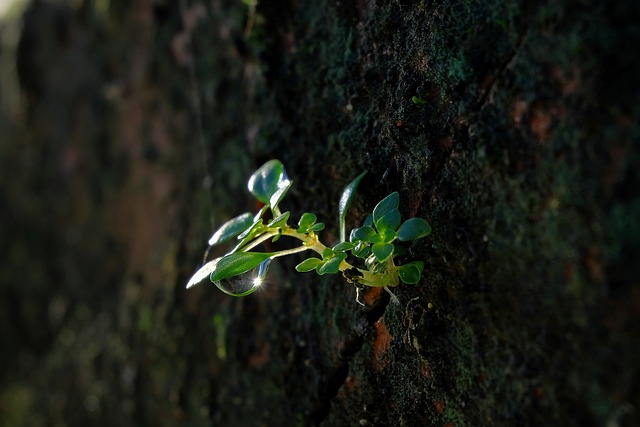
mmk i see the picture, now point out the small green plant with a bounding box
[186,160,431,303]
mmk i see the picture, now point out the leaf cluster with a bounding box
[187,160,432,301]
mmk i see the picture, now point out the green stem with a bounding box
[270,245,310,258]
[240,231,279,252]
[240,225,393,288]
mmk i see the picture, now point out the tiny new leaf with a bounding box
[267,211,291,228]
[308,222,325,232]
[298,212,317,231]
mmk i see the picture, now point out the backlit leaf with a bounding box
[372,242,394,261]
[338,171,367,242]
[186,258,220,289]
[208,213,253,246]
[295,257,323,272]
[248,160,289,204]
[209,252,273,282]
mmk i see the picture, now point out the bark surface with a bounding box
[1,1,638,426]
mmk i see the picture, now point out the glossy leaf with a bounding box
[397,218,432,241]
[362,214,374,227]
[298,212,317,232]
[236,219,264,242]
[352,242,371,258]
[252,205,269,223]
[372,242,394,261]
[338,171,367,242]
[373,192,399,226]
[308,222,325,232]
[295,257,323,272]
[321,247,334,260]
[248,160,289,204]
[332,241,355,252]
[186,258,220,289]
[318,252,346,275]
[208,213,254,246]
[399,261,424,284]
[210,252,273,282]
[350,226,376,242]
[365,254,376,269]
[375,209,401,232]
[267,211,290,228]
[269,178,292,211]
[232,222,266,253]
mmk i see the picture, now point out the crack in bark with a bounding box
[311,290,391,425]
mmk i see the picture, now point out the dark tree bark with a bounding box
[1,0,638,426]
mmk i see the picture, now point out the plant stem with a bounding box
[270,245,310,258]
[241,226,393,288]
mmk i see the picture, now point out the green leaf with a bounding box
[267,211,290,228]
[372,242,394,261]
[208,213,254,246]
[365,254,376,269]
[350,226,376,242]
[338,171,367,242]
[373,192,399,226]
[397,218,432,241]
[253,204,269,223]
[269,179,292,211]
[375,209,401,232]
[363,214,374,227]
[186,258,220,289]
[298,212,317,231]
[411,95,427,105]
[318,252,346,275]
[209,252,273,282]
[321,248,334,260]
[232,221,266,253]
[332,241,355,252]
[372,262,387,274]
[248,160,289,204]
[352,242,371,258]
[308,222,325,232]
[399,261,424,284]
[236,218,264,241]
[295,257,323,272]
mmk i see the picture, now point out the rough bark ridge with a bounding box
[0,0,638,426]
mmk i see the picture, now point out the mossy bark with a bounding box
[1,0,638,426]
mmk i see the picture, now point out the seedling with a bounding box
[187,160,431,304]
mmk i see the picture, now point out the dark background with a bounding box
[1,0,639,426]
